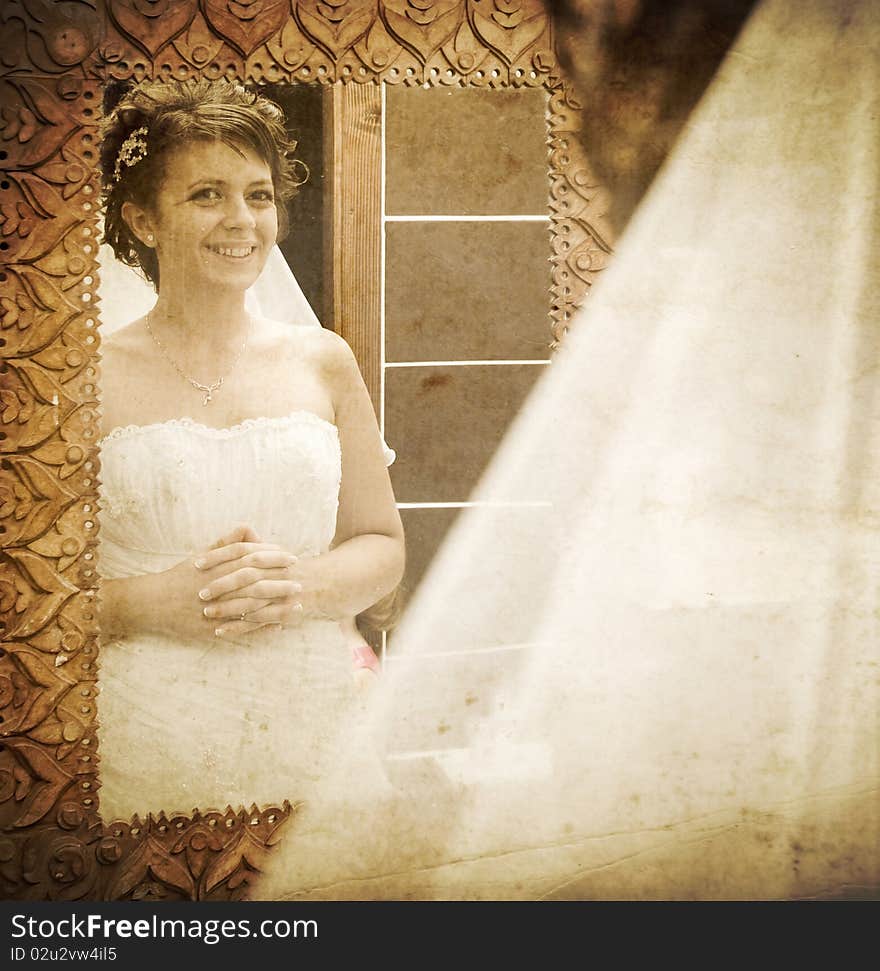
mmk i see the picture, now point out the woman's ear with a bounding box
[121,201,156,248]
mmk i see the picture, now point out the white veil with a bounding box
[255,0,880,900]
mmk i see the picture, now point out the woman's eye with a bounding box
[192,187,221,203]
[251,190,275,204]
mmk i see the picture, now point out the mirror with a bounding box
[92,75,573,826]
[1,0,609,900]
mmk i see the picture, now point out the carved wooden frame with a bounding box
[0,0,612,900]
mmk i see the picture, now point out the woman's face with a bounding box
[143,138,278,296]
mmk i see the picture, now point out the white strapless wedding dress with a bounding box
[97,412,368,823]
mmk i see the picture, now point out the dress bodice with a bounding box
[98,411,341,578]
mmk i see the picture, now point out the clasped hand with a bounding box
[193,525,309,640]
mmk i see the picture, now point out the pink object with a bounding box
[352,643,381,672]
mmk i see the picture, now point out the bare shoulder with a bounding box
[255,319,360,378]
[99,319,153,432]
[101,318,150,361]
[100,320,152,389]
[312,330,366,403]
[313,327,358,373]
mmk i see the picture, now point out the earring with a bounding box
[146,233,155,245]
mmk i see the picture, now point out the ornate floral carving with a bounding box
[0,647,80,744]
[1,551,79,641]
[0,268,82,358]
[547,84,614,345]
[263,16,317,73]
[439,16,488,75]
[0,68,100,891]
[468,0,546,65]
[19,828,101,900]
[0,735,81,830]
[0,460,79,549]
[296,0,377,61]
[107,0,196,57]
[0,180,84,275]
[381,0,460,62]
[202,0,291,57]
[0,805,293,899]
[98,805,295,901]
[0,0,101,75]
[0,372,78,461]
[0,78,93,171]
[87,0,560,84]
[172,10,226,69]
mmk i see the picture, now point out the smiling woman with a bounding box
[95,80,404,820]
[103,140,286,411]
[103,136,283,412]
[130,140,278,299]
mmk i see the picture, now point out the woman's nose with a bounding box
[222,195,257,230]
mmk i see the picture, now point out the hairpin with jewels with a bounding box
[113,125,149,184]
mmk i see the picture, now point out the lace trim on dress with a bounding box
[99,410,338,446]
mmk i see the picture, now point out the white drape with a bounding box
[258,0,880,900]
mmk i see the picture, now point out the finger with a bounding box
[238,550,298,571]
[214,602,303,637]
[199,568,299,602]
[243,579,302,601]
[211,578,302,603]
[207,524,262,550]
[226,599,305,627]
[208,556,297,588]
[204,597,298,623]
[194,541,283,571]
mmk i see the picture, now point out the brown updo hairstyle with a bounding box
[100,79,301,291]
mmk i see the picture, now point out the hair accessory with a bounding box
[113,125,149,184]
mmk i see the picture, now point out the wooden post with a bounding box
[324,83,383,414]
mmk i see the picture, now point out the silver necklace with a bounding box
[144,313,252,406]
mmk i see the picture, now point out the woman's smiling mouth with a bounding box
[208,244,256,258]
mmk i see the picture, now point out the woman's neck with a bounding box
[148,286,251,359]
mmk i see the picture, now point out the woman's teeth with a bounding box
[211,246,255,257]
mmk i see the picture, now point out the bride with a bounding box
[95,79,405,820]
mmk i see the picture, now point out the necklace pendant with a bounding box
[195,378,221,405]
